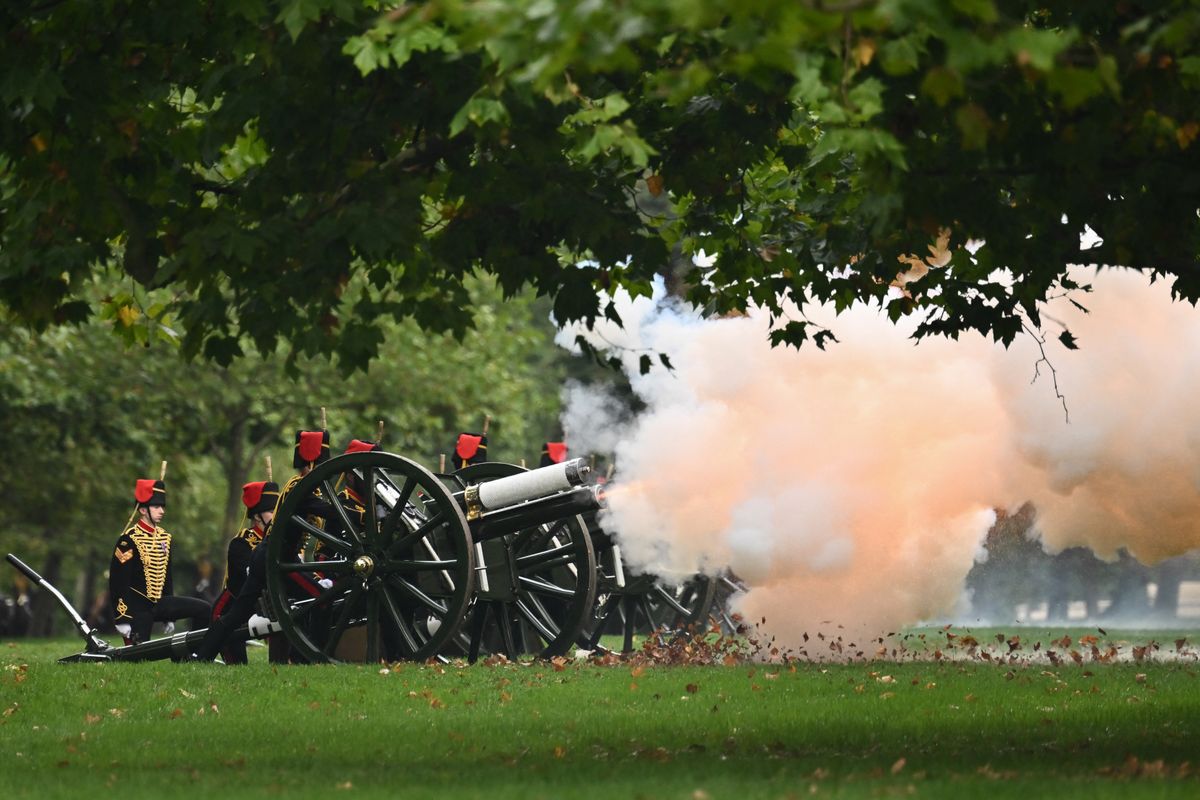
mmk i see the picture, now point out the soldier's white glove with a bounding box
[162,621,175,635]
[115,623,131,638]
[247,614,275,637]
[318,578,334,590]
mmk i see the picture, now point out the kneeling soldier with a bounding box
[109,478,211,645]
[210,480,279,664]
[192,430,333,663]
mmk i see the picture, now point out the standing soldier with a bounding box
[209,479,280,664]
[109,476,211,645]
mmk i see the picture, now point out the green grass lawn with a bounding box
[1,634,1198,799]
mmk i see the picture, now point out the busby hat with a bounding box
[134,479,167,508]
[344,439,382,455]
[540,441,568,468]
[293,430,331,468]
[454,432,488,468]
[242,481,280,517]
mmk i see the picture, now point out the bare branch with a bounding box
[1022,321,1069,424]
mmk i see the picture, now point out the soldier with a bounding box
[341,437,381,503]
[109,478,211,645]
[192,430,333,662]
[209,480,280,664]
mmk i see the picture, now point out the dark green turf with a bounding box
[1,637,1197,798]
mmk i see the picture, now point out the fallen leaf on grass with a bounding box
[891,757,906,775]
[168,709,183,719]
[686,683,699,694]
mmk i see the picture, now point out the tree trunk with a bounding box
[215,417,249,574]
[29,546,63,637]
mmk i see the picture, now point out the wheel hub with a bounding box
[353,555,375,576]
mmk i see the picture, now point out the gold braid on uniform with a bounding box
[129,526,172,602]
[281,473,328,557]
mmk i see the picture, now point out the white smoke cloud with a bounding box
[559,266,1200,648]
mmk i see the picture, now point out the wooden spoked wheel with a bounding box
[266,451,474,663]
[450,462,597,661]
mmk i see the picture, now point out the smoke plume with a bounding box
[558,267,1200,647]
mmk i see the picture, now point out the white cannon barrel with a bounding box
[470,458,590,513]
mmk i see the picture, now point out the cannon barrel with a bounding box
[472,484,604,541]
[458,457,591,519]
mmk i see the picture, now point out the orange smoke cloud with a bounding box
[559,267,1200,648]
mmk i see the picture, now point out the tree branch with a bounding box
[1022,321,1069,424]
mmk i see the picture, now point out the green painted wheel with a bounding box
[266,451,474,663]
[450,462,597,661]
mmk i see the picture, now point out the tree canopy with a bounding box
[3,0,1199,367]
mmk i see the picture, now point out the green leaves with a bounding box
[277,0,326,41]
[2,0,1198,374]
[449,96,511,137]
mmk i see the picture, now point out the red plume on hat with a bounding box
[344,439,381,455]
[293,430,331,467]
[134,479,166,507]
[455,433,486,461]
[242,481,280,516]
[540,441,568,467]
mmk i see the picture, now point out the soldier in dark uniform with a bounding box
[209,480,280,664]
[109,479,211,645]
[192,431,333,662]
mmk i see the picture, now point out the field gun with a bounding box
[7,450,604,665]
[260,449,603,663]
